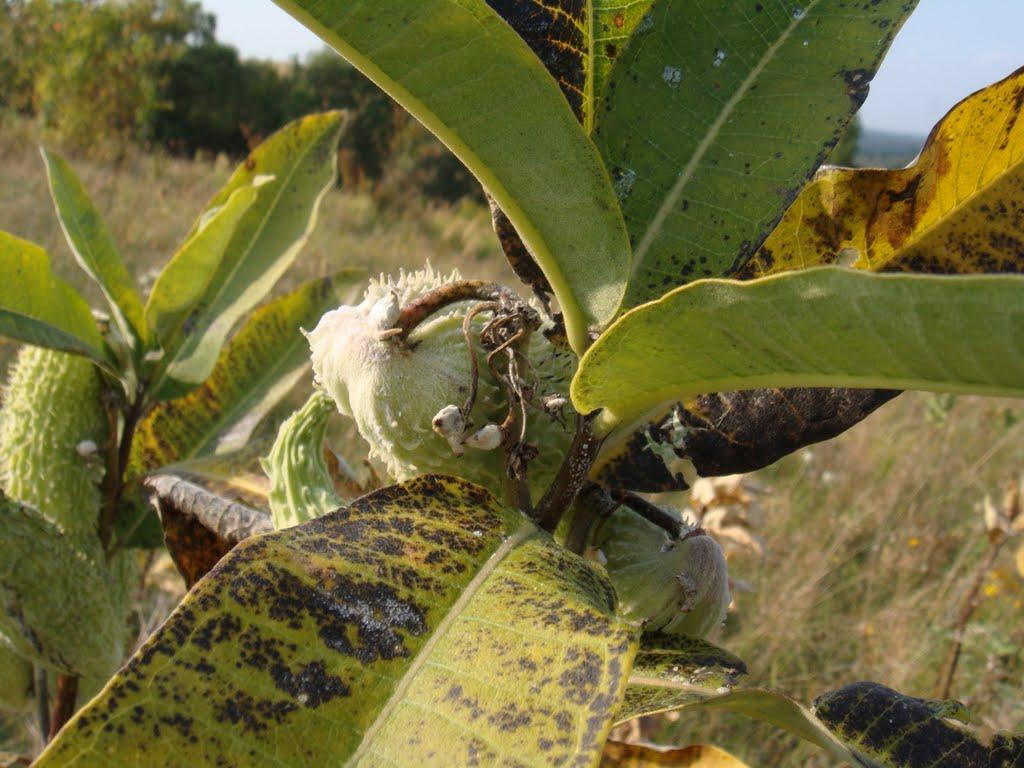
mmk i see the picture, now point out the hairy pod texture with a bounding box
[0,346,107,542]
[263,390,344,530]
[0,347,133,678]
[596,506,731,638]
[306,267,574,499]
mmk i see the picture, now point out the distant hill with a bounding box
[854,129,927,169]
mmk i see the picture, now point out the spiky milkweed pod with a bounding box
[306,266,573,499]
[262,390,345,530]
[0,346,107,542]
[595,506,731,638]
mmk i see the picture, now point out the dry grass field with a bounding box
[2,114,1022,764]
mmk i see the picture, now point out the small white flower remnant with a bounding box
[75,440,99,459]
[464,424,503,451]
[432,404,466,456]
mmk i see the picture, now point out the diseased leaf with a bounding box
[746,67,1024,279]
[482,2,652,304]
[595,388,899,483]
[485,0,655,134]
[601,742,750,767]
[41,148,146,349]
[273,0,631,352]
[573,268,1024,432]
[616,633,747,723]
[148,113,345,398]
[130,270,363,478]
[813,682,1024,768]
[596,0,917,309]
[143,183,260,344]
[0,232,110,366]
[38,476,638,767]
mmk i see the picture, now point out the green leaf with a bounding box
[148,112,345,399]
[130,270,363,479]
[745,66,1024,279]
[38,476,638,767]
[595,0,918,309]
[0,231,110,365]
[0,493,124,679]
[41,148,146,349]
[143,183,261,344]
[573,268,1024,433]
[273,0,631,352]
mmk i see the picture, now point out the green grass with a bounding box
[2,114,1023,764]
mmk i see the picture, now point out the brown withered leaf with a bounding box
[486,194,553,306]
[595,388,898,485]
[145,452,273,587]
[672,388,900,477]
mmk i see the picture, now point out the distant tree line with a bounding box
[0,0,479,203]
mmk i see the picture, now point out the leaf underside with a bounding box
[601,742,750,767]
[272,0,631,352]
[38,476,639,767]
[574,268,1024,429]
[596,0,918,310]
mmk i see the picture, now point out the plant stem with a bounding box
[610,489,684,539]
[935,535,1006,699]
[98,397,143,555]
[34,666,50,743]
[48,674,78,740]
[535,416,602,532]
[395,280,522,340]
[564,483,617,555]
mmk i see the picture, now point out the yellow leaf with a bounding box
[601,742,750,767]
[744,67,1024,278]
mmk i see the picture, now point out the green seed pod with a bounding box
[306,266,573,498]
[262,390,345,530]
[0,493,124,678]
[596,506,731,638]
[0,346,107,541]
[0,633,33,710]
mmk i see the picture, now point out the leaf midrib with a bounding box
[631,0,822,273]
[345,525,535,767]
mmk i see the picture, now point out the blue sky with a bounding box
[203,0,1024,136]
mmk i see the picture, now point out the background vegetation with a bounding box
[1,1,1018,763]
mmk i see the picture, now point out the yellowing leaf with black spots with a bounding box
[747,67,1024,279]
[601,742,750,767]
[129,270,362,479]
[596,0,918,309]
[38,476,640,767]
[573,268,1024,433]
[614,633,746,724]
